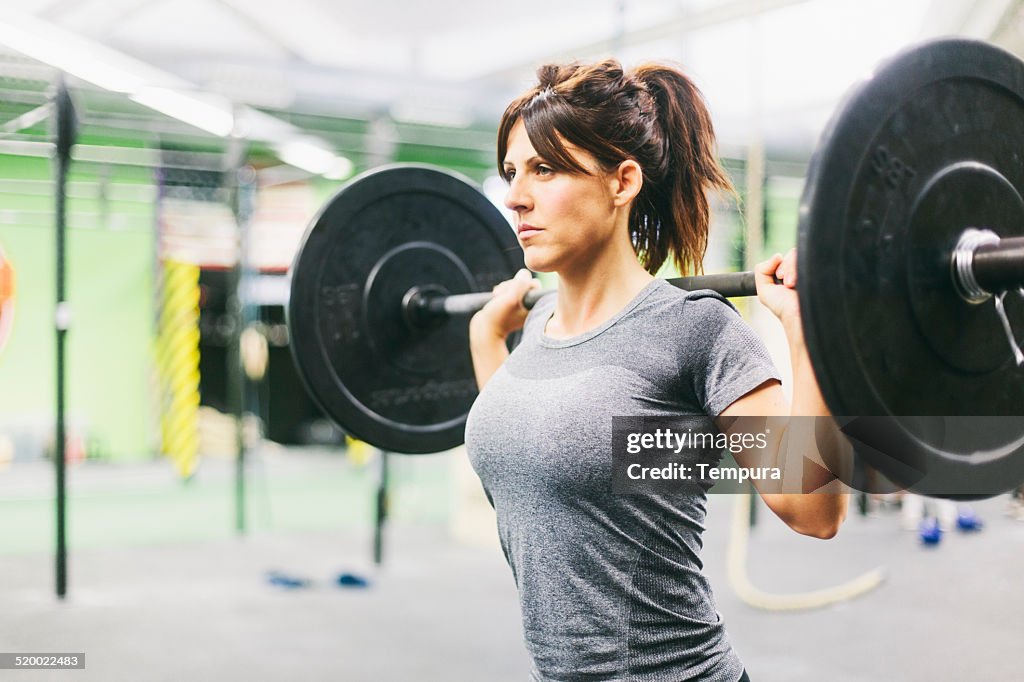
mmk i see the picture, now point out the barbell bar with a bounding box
[405,232,1024,328]
[287,37,1024,498]
[406,272,761,321]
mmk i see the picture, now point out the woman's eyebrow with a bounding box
[503,156,543,167]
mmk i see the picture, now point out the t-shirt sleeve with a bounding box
[680,292,782,417]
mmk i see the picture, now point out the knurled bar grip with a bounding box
[424,271,760,318]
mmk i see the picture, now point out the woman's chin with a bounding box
[522,250,558,274]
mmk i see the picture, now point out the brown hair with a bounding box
[497,60,733,276]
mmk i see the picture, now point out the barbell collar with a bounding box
[952,228,1001,304]
[953,230,1024,303]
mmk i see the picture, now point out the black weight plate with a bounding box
[288,165,522,454]
[798,38,1024,497]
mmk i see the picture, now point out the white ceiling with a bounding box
[3,0,1024,167]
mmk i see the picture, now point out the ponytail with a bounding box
[632,65,734,276]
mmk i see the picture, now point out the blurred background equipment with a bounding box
[155,258,201,478]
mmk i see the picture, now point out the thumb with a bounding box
[755,254,783,280]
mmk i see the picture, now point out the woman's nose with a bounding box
[504,177,530,212]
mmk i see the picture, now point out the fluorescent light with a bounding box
[274,139,333,173]
[274,139,353,179]
[323,157,354,180]
[234,108,299,141]
[130,87,234,137]
[0,12,164,92]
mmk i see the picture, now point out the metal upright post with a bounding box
[53,75,77,600]
[373,451,389,565]
[231,160,256,534]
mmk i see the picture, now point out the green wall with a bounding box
[0,154,156,461]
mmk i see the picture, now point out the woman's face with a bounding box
[501,120,621,274]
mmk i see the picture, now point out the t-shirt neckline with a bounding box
[539,278,663,348]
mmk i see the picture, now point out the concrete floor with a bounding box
[2,524,530,681]
[1,454,1022,681]
[708,495,1024,682]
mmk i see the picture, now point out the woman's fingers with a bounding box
[478,269,537,336]
[755,253,784,284]
[780,248,798,288]
[494,269,535,309]
[756,250,798,289]
[511,269,538,306]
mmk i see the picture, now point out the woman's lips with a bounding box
[517,224,542,240]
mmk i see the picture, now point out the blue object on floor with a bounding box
[919,518,942,545]
[336,572,370,588]
[956,511,984,532]
[266,571,312,589]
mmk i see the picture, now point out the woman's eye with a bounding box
[537,165,553,176]
[504,169,516,182]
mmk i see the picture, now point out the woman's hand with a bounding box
[756,248,832,418]
[468,269,539,390]
[755,248,801,333]
[469,268,540,343]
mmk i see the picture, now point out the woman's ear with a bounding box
[610,159,643,207]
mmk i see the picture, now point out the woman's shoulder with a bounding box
[640,279,742,322]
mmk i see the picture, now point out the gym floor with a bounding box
[1,449,1021,681]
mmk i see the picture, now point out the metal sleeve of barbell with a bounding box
[973,236,1024,294]
[438,271,758,316]
[668,271,759,298]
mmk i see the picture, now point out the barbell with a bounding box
[287,38,1024,498]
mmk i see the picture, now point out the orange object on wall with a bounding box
[0,250,13,303]
[0,245,15,353]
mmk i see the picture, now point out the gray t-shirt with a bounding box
[465,278,781,682]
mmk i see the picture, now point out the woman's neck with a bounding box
[546,241,655,339]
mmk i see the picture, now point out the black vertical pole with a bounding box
[373,451,389,565]
[226,261,245,533]
[230,161,255,535]
[53,76,76,600]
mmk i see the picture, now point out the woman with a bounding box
[465,60,847,682]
